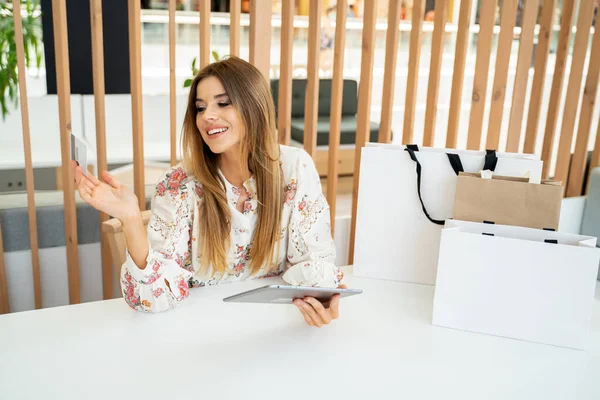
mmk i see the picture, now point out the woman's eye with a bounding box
[196,106,205,113]
[218,102,231,108]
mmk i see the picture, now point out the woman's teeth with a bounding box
[208,127,228,135]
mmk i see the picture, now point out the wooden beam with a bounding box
[485,0,518,151]
[523,0,556,154]
[13,0,42,309]
[349,0,377,264]
[303,0,322,159]
[539,0,576,179]
[553,0,595,186]
[590,119,600,190]
[505,0,540,152]
[378,0,402,144]
[249,0,272,81]
[278,0,294,145]
[90,0,112,299]
[466,0,497,150]
[230,0,241,57]
[52,0,80,304]
[446,0,474,148]
[169,0,177,166]
[566,3,600,196]
[402,0,425,144]
[199,0,211,68]
[327,0,348,234]
[128,0,146,210]
[422,0,448,147]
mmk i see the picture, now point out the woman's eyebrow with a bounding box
[195,93,228,102]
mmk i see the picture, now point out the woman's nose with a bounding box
[202,105,218,121]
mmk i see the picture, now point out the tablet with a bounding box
[223,285,362,304]
[70,132,88,175]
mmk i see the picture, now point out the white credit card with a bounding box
[70,132,88,175]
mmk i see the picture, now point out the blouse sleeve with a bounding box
[120,166,196,313]
[281,150,344,288]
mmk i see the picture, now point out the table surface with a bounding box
[1,267,599,400]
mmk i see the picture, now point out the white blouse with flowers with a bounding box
[121,145,343,312]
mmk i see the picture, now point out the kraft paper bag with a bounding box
[453,173,563,230]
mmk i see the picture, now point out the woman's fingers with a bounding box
[294,301,315,326]
[329,294,340,320]
[100,170,122,189]
[296,298,324,327]
[304,297,332,324]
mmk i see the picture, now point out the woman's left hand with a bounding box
[293,284,346,327]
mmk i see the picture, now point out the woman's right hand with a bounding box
[72,161,141,221]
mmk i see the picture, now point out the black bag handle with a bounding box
[404,146,499,226]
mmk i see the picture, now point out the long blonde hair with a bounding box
[181,57,283,276]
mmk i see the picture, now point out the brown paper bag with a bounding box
[452,173,563,230]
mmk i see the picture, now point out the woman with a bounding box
[73,57,344,327]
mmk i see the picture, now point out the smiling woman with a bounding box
[72,57,345,327]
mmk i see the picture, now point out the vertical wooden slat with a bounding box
[278,0,294,145]
[485,0,518,150]
[378,0,402,144]
[446,0,474,148]
[402,0,425,144]
[52,0,80,304]
[505,0,540,152]
[327,0,348,233]
[249,0,272,81]
[466,0,498,150]
[523,0,556,154]
[90,0,112,299]
[553,0,595,186]
[348,0,377,264]
[422,0,448,147]
[199,0,210,68]
[0,223,8,313]
[128,0,145,210]
[566,22,600,196]
[539,0,576,179]
[169,0,177,166]
[13,0,42,309]
[303,0,322,159]
[230,0,241,57]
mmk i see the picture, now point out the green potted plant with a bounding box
[0,0,43,120]
[183,50,220,88]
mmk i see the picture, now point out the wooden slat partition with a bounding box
[249,0,272,81]
[446,0,474,148]
[466,0,498,150]
[540,0,576,179]
[229,0,240,57]
[278,0,294,145]
[553,0,596,186]
[90,0,112,299]
[0,223,7,313]
[379,0,401,144]
[402,0,425,144]
[13,0,42,309]
[303,0,322,159]
[327,0,348,233]
[422,0,448,147]
[523,0,556,154]
[199,0,210,68]
[485,0,518,151]
[52,0,80,304]
[505,0,540,152]
[566,11,600,196]
[349,0,377,264]
[169,0,177,166]
[128,0,145,210]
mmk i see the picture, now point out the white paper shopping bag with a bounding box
[353,144,543,285]
[433,220,600,349]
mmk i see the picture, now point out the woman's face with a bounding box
[195,76,243,155]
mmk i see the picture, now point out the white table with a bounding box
[1,267,599,399]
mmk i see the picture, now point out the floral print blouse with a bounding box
[121,145,343,312]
